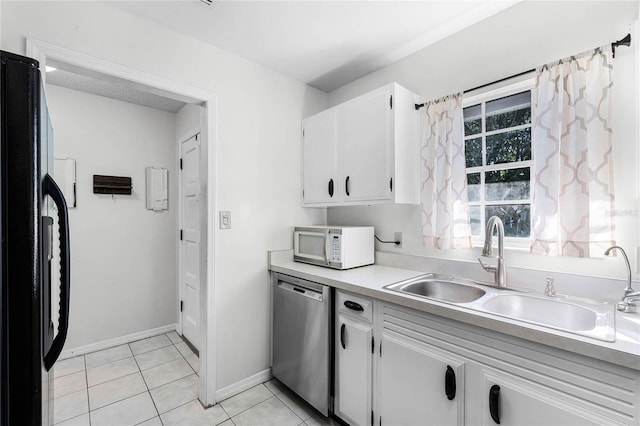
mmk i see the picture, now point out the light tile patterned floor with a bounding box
[52,332,338,426]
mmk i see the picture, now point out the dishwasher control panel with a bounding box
[277,281,324,302]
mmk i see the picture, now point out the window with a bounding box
[463,86,533,249]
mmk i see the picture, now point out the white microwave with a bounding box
[293,226,374,269]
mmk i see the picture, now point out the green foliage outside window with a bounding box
[463,91,532,239]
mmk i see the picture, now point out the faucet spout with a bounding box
[478,216,507,287]
[604,245,637,312]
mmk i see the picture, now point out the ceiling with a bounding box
[110,0,519,93]
[46,59,188,113]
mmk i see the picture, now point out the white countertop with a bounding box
[268,252,640,370]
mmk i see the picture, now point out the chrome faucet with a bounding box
[478,216,507,287]
[604,246,639,312]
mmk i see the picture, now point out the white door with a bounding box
[379,329,464,426]
[337,86,392,203]
[335,315,372,426]
[302,108,338,205]
[180,134,201,349]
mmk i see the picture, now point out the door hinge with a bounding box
[390,95,393,109]
[371,336,374,354]
[180,300,183,312]
[180,230,183,241]
[179,158,183,170]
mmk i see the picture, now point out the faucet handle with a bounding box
[478,258,496,273]
[544,277,556,297]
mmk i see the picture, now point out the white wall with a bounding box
[327,1,640,281]
[1,0,328,389]
[46,84,178,349]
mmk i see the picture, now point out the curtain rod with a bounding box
[414,33,632,111]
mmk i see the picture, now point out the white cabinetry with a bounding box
[301,109,338,205]
[379,328,464,426]
[467,366,613,426]
[374,304,638,426]
[334,291,373,426]
[302,83,420,207]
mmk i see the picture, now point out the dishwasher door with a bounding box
[272,274,331,416]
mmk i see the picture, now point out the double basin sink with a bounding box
[384,275,615,342]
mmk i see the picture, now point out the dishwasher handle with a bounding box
[277,281,324,302]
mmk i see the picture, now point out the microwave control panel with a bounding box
[328,233,342,263]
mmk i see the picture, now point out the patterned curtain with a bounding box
[530,46,616,257]
[421,94,472,249]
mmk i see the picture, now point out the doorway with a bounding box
[179,133,202,351]
[27,39,218,407]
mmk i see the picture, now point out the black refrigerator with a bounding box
[0,51,71,425]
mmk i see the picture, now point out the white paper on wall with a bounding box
[146,166,168,210]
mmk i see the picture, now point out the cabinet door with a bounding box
[335,315,373,426]
[379,329,464,426]
[338,86,392,203]
[302,109,338,205]
[472,367,615,426]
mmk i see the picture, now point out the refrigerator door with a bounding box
[0,50,71,426]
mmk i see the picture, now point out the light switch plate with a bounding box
[219,210,231,229]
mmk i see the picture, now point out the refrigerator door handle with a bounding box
[43,173,70,371]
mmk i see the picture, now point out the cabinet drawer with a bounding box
[337,290,373,323]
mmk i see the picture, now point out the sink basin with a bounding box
[483,294,597,331]
[386,278,486,303]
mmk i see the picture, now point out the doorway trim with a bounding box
[27,38,218,407]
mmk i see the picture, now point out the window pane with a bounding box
[463,104,481,136]
[486,91,531,132]
[465,138,482,168]
[485,168,530,201]
[470,206,481,236]
[467,173,481,202]
[486,128,531,165]
[485,205,530,237]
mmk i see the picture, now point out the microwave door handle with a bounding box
[325,231,331,265]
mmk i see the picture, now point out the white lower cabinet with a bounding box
[334,291,373,426]
[467,366,615,426]
[378,328,464,426]
[332,298,639,426]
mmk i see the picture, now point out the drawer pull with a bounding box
[445,365,456,400]
[489,385,500,424]
[344,300,364,311]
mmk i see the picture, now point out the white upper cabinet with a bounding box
[337,86,392,203]
[302,109,338,205]
[302,82,420,207]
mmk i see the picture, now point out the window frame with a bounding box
[462,78,535,251]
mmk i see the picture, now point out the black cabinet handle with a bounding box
[389,177,393,192]
[43,174,71,371]
[340,323,346,349]
[344,300,364,312]
[328,179,334,197]
[489,385,501,424]
[345,176,350,196]
[445,365,456,400]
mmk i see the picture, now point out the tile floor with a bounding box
[52,332,338,426]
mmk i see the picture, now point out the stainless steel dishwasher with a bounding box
[272,273,332,416]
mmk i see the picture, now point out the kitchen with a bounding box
[1,1,639,425]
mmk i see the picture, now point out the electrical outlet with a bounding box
[394,232,403,248]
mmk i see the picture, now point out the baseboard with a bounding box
[215,368,272,402]
[58,323,177,360]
